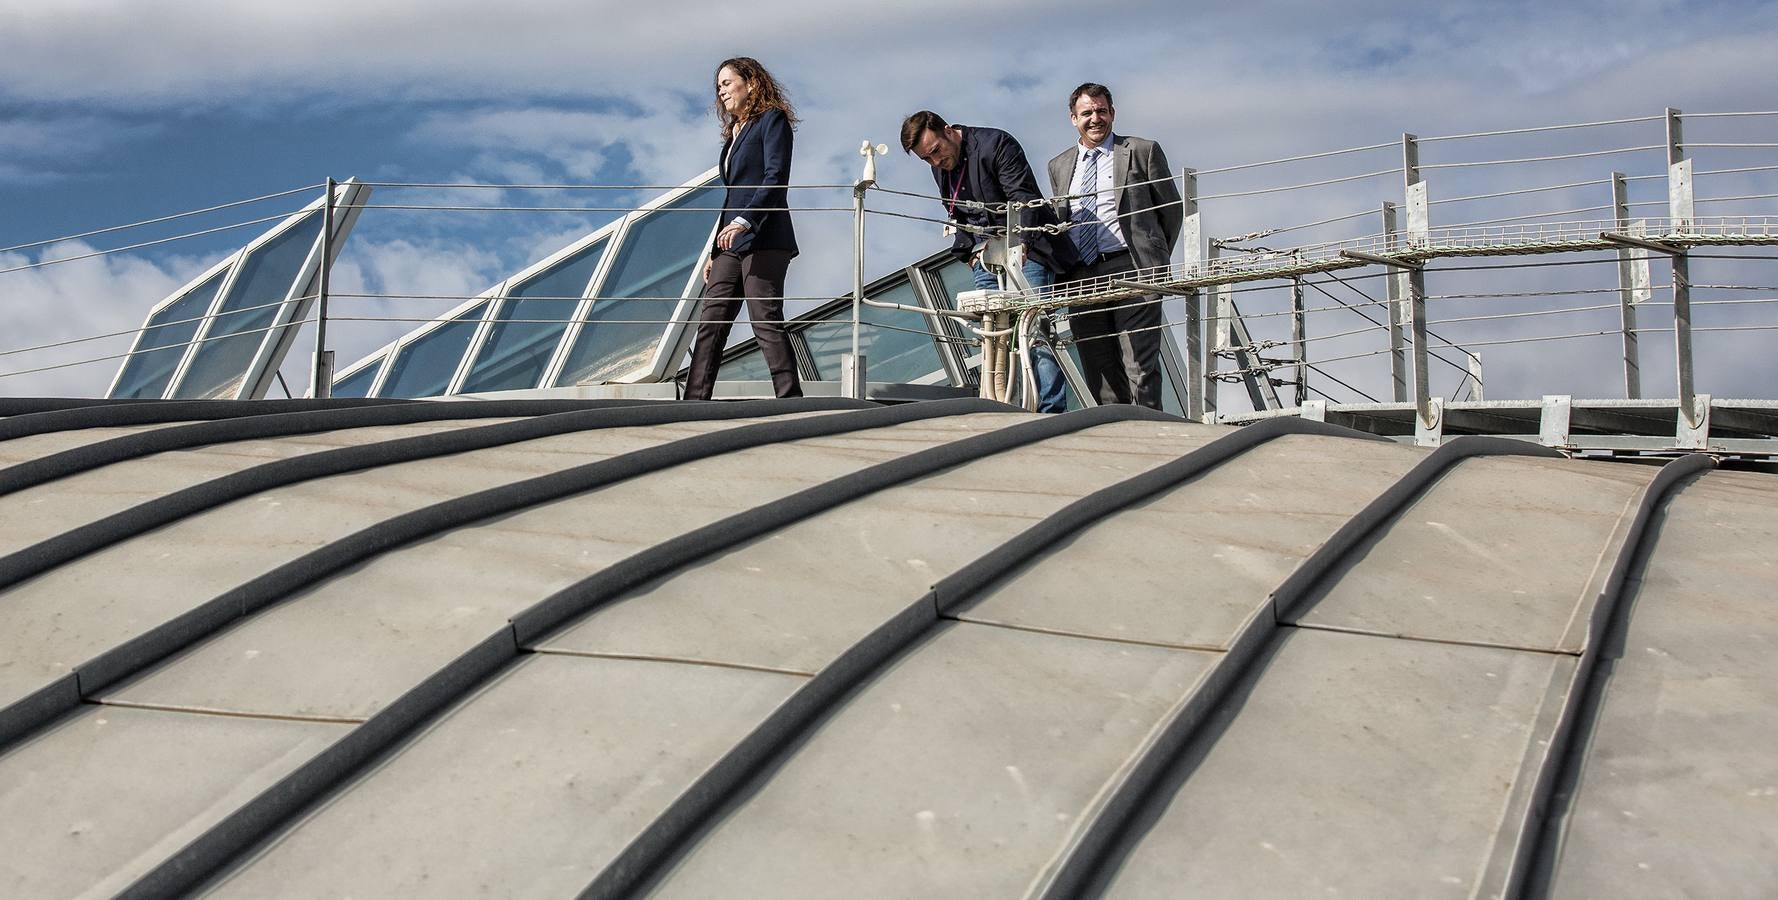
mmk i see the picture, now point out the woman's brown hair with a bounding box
[713,57,798,138]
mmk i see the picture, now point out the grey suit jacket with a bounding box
[1047,134,1184,273]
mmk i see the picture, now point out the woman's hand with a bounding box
[714,221,748,250]
[703,257,714,283]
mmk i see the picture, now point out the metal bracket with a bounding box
[1414,396,1445,448]
[1539,394,1572,448]
[1676,393,1711,450]
[1299,399,1326,422]
[1599,232,1682,255]
[1339,249,1422,270]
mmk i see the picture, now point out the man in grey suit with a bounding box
[1047,82,1183,409]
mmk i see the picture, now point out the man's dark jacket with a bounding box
[929,125,1080,276]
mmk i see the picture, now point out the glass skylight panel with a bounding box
[932,257,979,308]
[801,280,944,384]
[553,186,719,387]
[108,266,228,400]
[710,345,778,383]
[379,303,487,398]
[460,238,607,394]
[328,357,384,398]
[171,212,326,399]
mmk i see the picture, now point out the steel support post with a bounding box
[1666,108,1697,425]
[847,183,867,399]
[1179,168,1205,421]
[1204,242,1223,421]
[1381,201,1408,401]
[311,177,336,399]
[846,142,885,400]
[1402,134,1434,431]
[1290,276,1307,407]
[1610,172,1644,399]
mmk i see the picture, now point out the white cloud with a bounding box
[0,241,205,395]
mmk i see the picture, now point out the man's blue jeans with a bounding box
[971,259,1069,413]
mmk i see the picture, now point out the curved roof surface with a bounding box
[0,396,1772,898]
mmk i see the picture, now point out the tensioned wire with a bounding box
[0,212,301,275]
[0,312,964,380]
[356,181,854,191]
[0,296,298,359]
[0,184,322,256]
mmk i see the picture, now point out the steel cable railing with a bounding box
[4,109,1777,419]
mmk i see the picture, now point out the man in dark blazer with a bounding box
[901,110,1078,411]
[1047,83,1183,409]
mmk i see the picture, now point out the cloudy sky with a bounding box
[2,0,1775,404]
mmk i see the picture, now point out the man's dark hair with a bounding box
[1068,83,1114,112]
[900,110,949,153]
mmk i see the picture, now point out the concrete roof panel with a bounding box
[648,622,1216,899]
[538,420,1218,674]
[0,422,195,466]
[0,705,344,900]
[1547,470,1778,895]
[0,418,523,554]
[1101,628,1570,899]
[102,414,1026,719]
[0,415,807,712]
[1297,455,1657,651]
[202,654,803,898]
[960,433,1426,649]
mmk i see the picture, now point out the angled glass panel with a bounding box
[460,239,608,394]
[712,345,776,382]
[801,280,943,383]
[1160,370,1183,415]
[379,303,486,399]
[553,187,718,386]
[932,257,978,308]
[109,268,228,399]
[172,211,325,399]
[329,357,385,399]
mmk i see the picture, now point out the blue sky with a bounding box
[2,0,1775,401]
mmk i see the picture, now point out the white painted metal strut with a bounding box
[956,216,1778,319]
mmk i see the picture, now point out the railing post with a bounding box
[1290,275,1306,407]
[1204,241,1223,422]
[1665,108,1698,425]
[1610,171,1646,399]
[1381,201,1408,402]
[1179,167,1205,421]
[847,142,884,400]
[311,177,336,399]
[1402,133,1434,435]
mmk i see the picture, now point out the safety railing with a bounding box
[1,108,1774,426]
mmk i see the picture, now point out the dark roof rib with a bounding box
[0,398,866,593]
[1031,435,1566,900]
[578,415,1387,899]
[117,401,1164,900]
[1497,453,1717,900]
[0,397,879,750]
[0,397,415,441]
[0,398,665,496]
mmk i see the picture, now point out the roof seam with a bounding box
[87,698,364,726]
[1285,621,1580,657]
[524,647,816,678]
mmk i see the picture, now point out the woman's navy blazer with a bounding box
[718,107,798,257]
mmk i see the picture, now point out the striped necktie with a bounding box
[1070,148,1104,266]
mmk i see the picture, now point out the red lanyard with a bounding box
[945,167,967,218]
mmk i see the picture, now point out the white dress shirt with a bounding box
[1069,134,1125,250]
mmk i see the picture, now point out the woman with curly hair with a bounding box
[684,57,802,400]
